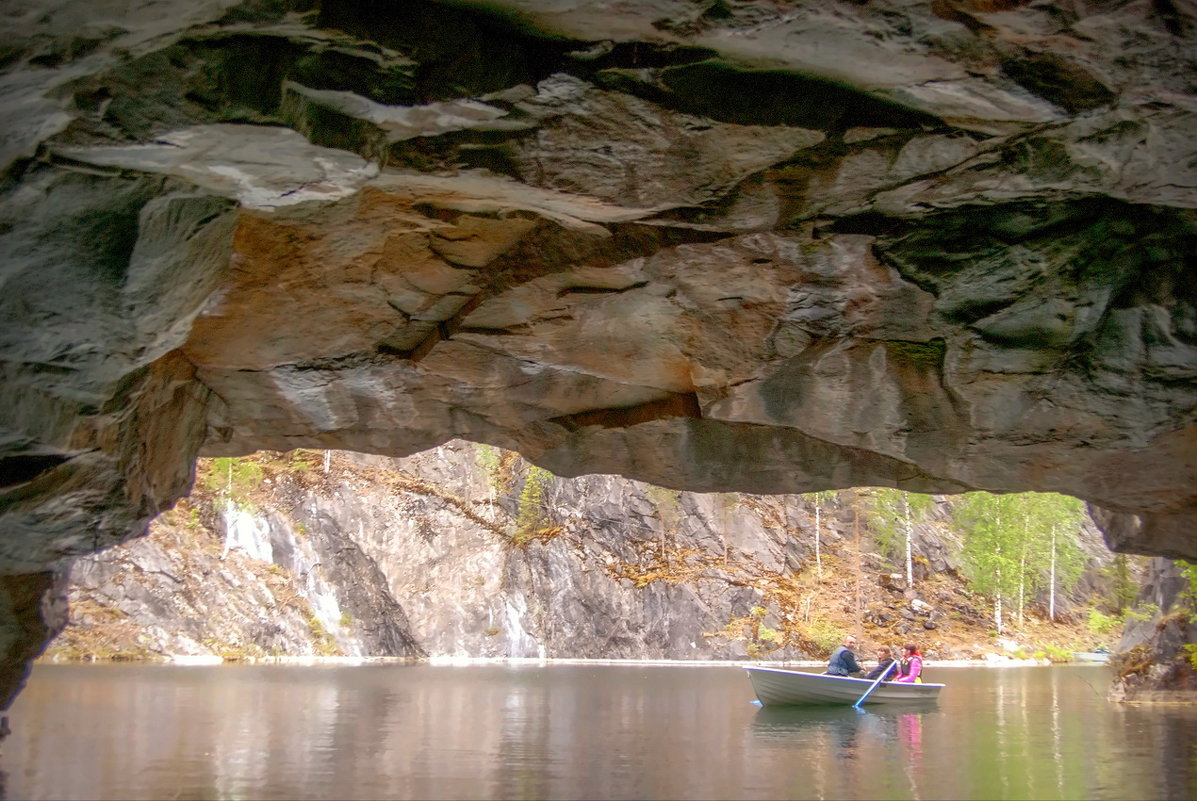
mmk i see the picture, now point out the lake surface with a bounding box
[3,662,1195,800]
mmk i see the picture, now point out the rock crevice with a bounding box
[3,0,1197,705]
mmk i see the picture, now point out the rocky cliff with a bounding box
[3,0,1197,707]
[49,443,1125,664]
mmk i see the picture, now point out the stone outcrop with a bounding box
[52,444,1119,664]
[3,0,1197,705]
[1110,558,1197,703]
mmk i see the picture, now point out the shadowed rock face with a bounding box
[1,0,1196,704]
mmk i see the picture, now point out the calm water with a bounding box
[3,662,1195,800]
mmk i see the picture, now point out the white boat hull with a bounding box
[745,667,943,706]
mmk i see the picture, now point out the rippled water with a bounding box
[4,662,1195,800]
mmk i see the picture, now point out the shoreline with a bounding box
[37,654,1111,669]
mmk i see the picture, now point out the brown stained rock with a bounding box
[0,572,67,715]
[2,352,210,573]
[2,0,1197,701]
[184,194,441,370]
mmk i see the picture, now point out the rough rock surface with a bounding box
[2,0,1197,704]
[1110,558,1197,702]
[53,444,1118,664]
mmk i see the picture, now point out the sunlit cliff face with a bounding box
[1,0,1196,697]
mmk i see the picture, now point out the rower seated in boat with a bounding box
[864,646,896,681]
[825,634,864,676]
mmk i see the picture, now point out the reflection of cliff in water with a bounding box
[749,705,935,797]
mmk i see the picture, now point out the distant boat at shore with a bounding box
[1072,650,1111,663]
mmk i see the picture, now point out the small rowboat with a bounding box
[745,666,944,706]
[1072,651,1111,663]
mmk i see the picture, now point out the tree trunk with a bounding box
[854,507,862,636]
[903,493,913,587]
[814,498,823,580]
[1048,523,1057,621]
[995,535,1004,634]
[1018,538,1026,626]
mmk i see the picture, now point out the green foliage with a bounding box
[1122,603,1159,624]
[1034,644,1072,663]
[475,444,523,494]
[288,449,318,471]
[513,465,553,544]
[475,444,503,488]
[954,491,1088,627]
[202,457,264,507]
[645,485,684,535]
[339,611,352,628]
[646,486,681,511]
[865,488,905,560]
[1087,608,1119,635]
[864,488,932,560]
[1177,560,1197,611]
[1043,493,1091,593]
[804,489,838,507]
[1101,554,1139,613]
[954,493,1035,594]
[802,619,846,654]
[1182,644,1197,670]
[883,338,946,368]
[308,616,341,657]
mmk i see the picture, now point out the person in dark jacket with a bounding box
[825,634,864,676]
[865,645,896,681]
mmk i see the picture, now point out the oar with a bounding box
[852,660,897,709]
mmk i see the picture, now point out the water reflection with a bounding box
[4,663,1197,800]
[748,704,938,798]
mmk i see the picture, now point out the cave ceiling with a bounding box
[2,0,1197,572]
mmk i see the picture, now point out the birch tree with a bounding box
[955,491,1087,631]
[954,492,1022,633]
[805,490,838,580]
[866,488,933,587]
[1025,493,1086,621]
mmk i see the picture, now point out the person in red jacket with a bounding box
[894,643,923,683]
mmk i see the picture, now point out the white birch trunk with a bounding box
[1018,542,1026,625]
[1049,523,1058,621]
[815,499,823,580]
[995,535,1004,634]
[903,493,913,587]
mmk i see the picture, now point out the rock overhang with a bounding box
[1,0,1197,580]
